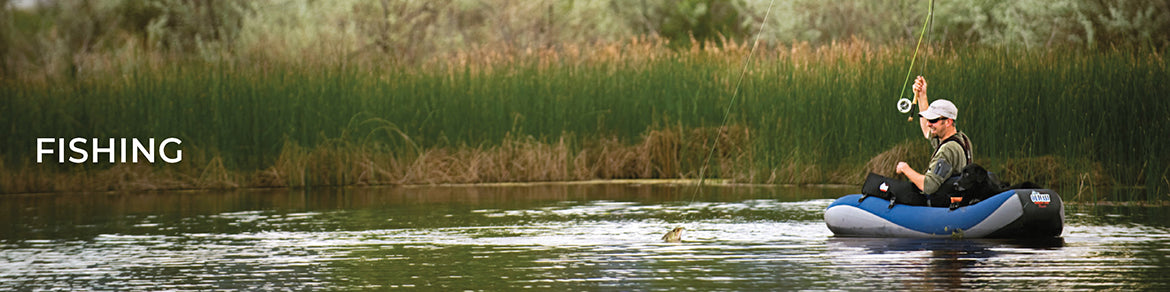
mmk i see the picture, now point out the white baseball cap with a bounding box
[919,99,958,120]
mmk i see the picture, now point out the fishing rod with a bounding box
[666,0,776,243]
[897,0,935,116]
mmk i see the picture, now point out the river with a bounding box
[2,183,1167,290]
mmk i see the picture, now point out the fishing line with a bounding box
[921,0,934,78]
[668,0,775,239]
[897,0,935,115]
[694,0,774,195]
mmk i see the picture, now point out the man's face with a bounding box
[927,117,950,138]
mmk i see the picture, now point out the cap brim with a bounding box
[919,111,943,120]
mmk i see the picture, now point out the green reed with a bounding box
[2,45,1167,199]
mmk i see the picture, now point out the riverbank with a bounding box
[1,130,1133,201]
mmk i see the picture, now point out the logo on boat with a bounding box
[879,182,889,192]
[1029,191,1051,208]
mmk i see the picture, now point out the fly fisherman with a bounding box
[895,76,973,198]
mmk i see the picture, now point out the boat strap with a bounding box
[932,133,973,164]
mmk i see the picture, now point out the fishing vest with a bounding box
[933,132,972,167]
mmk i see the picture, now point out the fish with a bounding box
[662,227,684,243]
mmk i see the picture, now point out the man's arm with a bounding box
[914,76,930,139]
[896,162,926,191]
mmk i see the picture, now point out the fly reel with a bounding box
[897,98,913,113]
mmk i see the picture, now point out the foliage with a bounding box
[4,0,1168,76]
[940,0,1170,50]
[733,0,1170,50]
[629,0,746,46]
[118,0,251,54]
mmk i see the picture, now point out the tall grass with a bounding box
[1,40,1167,200]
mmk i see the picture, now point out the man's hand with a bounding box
[913,76,928,96]
[896,162,911,175]
[907,75,926,111]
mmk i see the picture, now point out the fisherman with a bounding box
[895,76,973,201]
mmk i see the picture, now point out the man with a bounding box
[896,76,973,197]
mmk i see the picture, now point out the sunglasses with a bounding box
[927,117,948,124]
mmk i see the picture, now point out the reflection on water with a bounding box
[1,184,1168,290]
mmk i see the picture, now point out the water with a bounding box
[2,184,1168,290]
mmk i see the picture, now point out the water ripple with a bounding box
[1,190,1168,290]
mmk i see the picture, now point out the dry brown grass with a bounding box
[767,161,823,185]
[993,155,1111,189]
[3,125,1130,196]
[644,127,682,178]
[0,127,1131,196]
[990,155,1120,201]
[863,140,932,178]
[0,159,63,193]
[755,155,864,186]
[401,135,575,184]
[0,157,197,193]
[0,126,759,194]
[683,125,754,179]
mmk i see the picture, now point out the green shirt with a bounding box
[924,131,972,194]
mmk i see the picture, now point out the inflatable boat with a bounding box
[824,189,1064,238]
